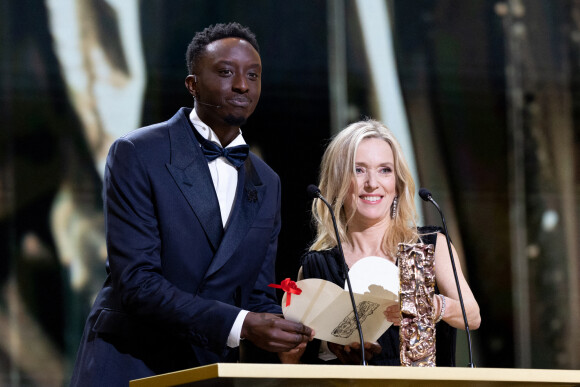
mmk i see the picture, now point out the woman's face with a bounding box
[344,137,397,227]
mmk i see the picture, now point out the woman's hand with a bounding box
[384,304,401,326]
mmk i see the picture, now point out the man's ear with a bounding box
[185,75,197,96]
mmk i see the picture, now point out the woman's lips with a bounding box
[360,195,383,203]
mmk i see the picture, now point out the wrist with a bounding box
[434,294,446,323]
[240,311,254,340]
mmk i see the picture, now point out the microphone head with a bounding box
[306,184,321,199]
[418,188,432,202]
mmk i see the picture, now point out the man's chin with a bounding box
[224,114,247,127]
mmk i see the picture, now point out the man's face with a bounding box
[188,37,262,130]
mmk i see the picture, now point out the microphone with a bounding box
[195,99,222,109]
[418,188,475,368]
[306,184,321,200]
[307,184,367,366]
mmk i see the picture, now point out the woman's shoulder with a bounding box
[418,225,443,234]
[300,248,340,267]
[300,247,343,282]
[417,225,444,246]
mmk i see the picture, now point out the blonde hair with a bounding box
[309,119,419,257]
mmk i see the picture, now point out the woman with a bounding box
[289,119,480,365]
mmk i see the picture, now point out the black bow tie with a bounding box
[193,127,249,168]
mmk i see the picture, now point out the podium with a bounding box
[130,363,580,386]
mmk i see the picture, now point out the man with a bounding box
[70,22,312,386]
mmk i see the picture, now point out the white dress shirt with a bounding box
[189,109,249,348]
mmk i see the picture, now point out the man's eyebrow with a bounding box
[214,60,261,68]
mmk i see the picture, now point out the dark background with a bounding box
[0,1,578,385]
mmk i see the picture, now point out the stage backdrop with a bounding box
[0,0,578,385]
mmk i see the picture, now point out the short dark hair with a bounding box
[185,22,260,74]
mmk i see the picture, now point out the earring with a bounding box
[391,196,399,219]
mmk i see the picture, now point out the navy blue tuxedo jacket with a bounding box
[70,108,282,386]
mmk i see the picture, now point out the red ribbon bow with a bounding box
[268,278,302,307]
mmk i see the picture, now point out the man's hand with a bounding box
[241,312,314,353]
[277,341,308,364]
[327,341,382,365]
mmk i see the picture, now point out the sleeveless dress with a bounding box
[299,226,457,366]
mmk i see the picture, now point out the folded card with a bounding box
[281,256,399,345]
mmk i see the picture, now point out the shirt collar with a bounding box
[189,108,246,148]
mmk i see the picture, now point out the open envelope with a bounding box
[282,256,399,345]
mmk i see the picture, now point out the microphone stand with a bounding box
[308,185,367,366]
[420,188,474,368]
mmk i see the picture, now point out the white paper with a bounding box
[282,256,399,345]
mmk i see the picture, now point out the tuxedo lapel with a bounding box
[205,157,265,277]
[165,108,223,250]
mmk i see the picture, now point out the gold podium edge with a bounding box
[130,363,580,387]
